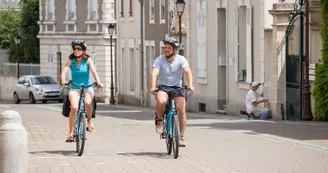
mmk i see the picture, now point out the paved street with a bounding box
[0,101,328,173]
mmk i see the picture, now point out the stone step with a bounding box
[215,109,226,114]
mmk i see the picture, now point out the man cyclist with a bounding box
[149,37,194,147]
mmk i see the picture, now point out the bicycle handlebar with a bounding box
[66,80,100,89]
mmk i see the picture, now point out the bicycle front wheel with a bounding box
[165,119,172,155]
[172,114,180,159]
[76,112,86,156]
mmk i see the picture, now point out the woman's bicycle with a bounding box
[155,85,189,159]
[66,80,99,156]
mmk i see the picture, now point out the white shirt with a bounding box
[245,90,260,113]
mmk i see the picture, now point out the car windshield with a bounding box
[30,76,57,85]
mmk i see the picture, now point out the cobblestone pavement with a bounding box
[0,102,328,173]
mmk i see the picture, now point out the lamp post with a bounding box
[302,0,313,120]
[14,35,21,79]
[108,23,116,105]
[176,0,186,98]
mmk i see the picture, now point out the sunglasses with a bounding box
[73,47,83,51]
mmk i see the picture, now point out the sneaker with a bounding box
[178,137,186,147]
[156,120,163,134]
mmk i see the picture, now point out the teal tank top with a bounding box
[70,58,91,89]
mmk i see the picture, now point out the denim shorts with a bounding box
[158,85,185,97]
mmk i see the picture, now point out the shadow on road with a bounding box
[117,152,171,159]
[188,121,328,141]
[29,150,76,156]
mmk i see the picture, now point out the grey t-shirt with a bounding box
[153,55,189,87]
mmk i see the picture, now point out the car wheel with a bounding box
[29,93,36,104]
[14,92,20,104]
[42,100,47,104]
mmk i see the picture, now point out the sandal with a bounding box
[87,120,94,132]
[66,135,74,143]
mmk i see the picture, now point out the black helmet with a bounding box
[71,40,87,50]
[163,37,179,49]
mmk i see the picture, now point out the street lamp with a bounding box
[176,0,185,50]
[108,23,116,105]
[14,35,21,79]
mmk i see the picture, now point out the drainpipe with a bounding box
[140,0,144,106]
[115,0,118,100]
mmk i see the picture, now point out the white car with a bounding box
[13,75,63,104]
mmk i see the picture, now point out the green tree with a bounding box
[19,0,40,63]
[312,0,328,121]
[0,8,20,49]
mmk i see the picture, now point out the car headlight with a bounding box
[35,88,43,92]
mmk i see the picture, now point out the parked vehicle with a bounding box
[13,75,63,104]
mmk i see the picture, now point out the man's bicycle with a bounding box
[66,80,99,156]
[155,85,189,159]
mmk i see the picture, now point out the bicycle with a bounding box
[66,80,99,156]
[154,85,189,159]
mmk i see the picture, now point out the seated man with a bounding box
[245,81,269,118]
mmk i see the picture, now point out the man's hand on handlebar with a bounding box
[149,87,156,95]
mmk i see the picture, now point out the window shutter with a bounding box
[234,8,239,82]
[246,5,252,83]
[197,1,207,82]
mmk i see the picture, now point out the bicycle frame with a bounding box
[75,85,86,135]
[164,95,180,139]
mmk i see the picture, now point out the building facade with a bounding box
[117,0,169,106]
[38,0,117,103]
[186,0,321,120]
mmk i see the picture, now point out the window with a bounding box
[47,0,55,21]
[234,5,252,83]
[88,0,98,20]
[160,0,165,23]
[129,0,133,16]
[67,0,76,20]
[197,0,207,84]
[120,0,124,17]
[18,77,25,84]
[90,54,97,82]
[129,39,135,92]
[30,76,57,85]
[149,0,155,24]
[159,41,164,57]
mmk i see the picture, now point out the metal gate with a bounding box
[285,2,304,121]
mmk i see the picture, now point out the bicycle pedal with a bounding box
[161,133,167,139]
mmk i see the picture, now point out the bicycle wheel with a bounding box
[76,112,86,156]
[165,118,172,155]
[172,114,179,159]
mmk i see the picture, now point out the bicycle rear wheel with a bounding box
[172,114,180,159]
[165,118,172,155]
[76,112,86,156]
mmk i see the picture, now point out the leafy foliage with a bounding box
[313,0,328,121]
[19,0,40,63]
[0,8,20,49]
